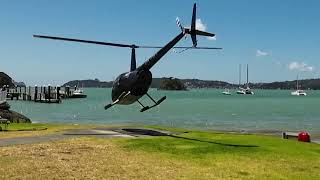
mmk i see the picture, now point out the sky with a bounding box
[1,0,320,85]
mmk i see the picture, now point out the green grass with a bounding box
[117,127,320,179]
[0,123,101,139]
[3,123,49,131]
[1,124,319,179]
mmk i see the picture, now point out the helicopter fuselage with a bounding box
[111,69,152,104]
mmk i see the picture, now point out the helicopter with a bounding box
[33,3,222,112]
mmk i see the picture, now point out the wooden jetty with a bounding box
[6,86,76,104]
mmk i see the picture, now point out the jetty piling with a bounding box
[34,86,38,101]
[6,85,75,104]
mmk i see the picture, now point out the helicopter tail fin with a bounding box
[177,3,215,47]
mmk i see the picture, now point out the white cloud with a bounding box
[288,62,314,72]
[195,18,216,41]
[256,50,269,57]
[196,19,206,31]
[207,36,217,40]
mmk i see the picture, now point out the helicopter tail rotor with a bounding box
[176,3,215,47]
[176,17,185,34]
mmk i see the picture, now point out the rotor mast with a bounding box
[130,47,136,71]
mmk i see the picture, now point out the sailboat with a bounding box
[236,64,254,95]
[291,74,307,96]
[236,64,245,94]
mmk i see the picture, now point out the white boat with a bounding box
[70,84,87,98]
[237,64,254,95]
[222,89,231,95]
[236,87,245,94]
[70,89,87,98]
[291,90,307,96]
[236,90,245,94]
[244,86,254,95]
[237,87,254,95]
[291,75,307,96]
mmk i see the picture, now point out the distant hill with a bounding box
[181,79,232,89]
[62,79,113,88]
[250,78,320,90]
[0,72,15,88]
[63,78,320,90]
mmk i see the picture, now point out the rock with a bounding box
[0,72,15,88]
[0,102,10,110]
[159,78,187,91]
[0,109,31,123]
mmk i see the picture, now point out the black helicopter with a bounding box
[34,3,221,112]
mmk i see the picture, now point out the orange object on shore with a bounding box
[298,132,310,142]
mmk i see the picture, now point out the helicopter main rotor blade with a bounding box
[174,47,222,49]
[138,46,222,49]
[33,35,134,48]
[33,35,222,50]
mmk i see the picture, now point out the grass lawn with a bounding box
[118,129,320,179]
[0,125,319,179]
[0,123,100,139]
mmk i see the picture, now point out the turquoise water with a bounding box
[8,88,320,134]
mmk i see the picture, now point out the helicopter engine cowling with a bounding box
[111,70,152,103]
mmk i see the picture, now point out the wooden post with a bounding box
[40,86,43,101]
[25,87,27,100]
[23,87,27,100]
[22,87,25,100]
[66,86,70,98]
[48,86,51,103]
[16,87,19,100]
[43,87,46,102]
[18,86,21,100]
[14,87,17,100]
[28,86,31,100]
[34,86,38,102]
[57,86,61,102]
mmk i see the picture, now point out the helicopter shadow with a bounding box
[168,135,259,148]
[120,128,258,148]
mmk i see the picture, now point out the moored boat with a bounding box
[70,87,87,98]
[291,75,307,96]
[222,89,231,95]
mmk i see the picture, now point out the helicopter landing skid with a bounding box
[104,91,131,110]
[138,93,166,112]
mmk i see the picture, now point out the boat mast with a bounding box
[296,74,299,90]
[246,64,249,88]
[239,64,241,87]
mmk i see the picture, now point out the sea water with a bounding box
[8,88,320,134]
